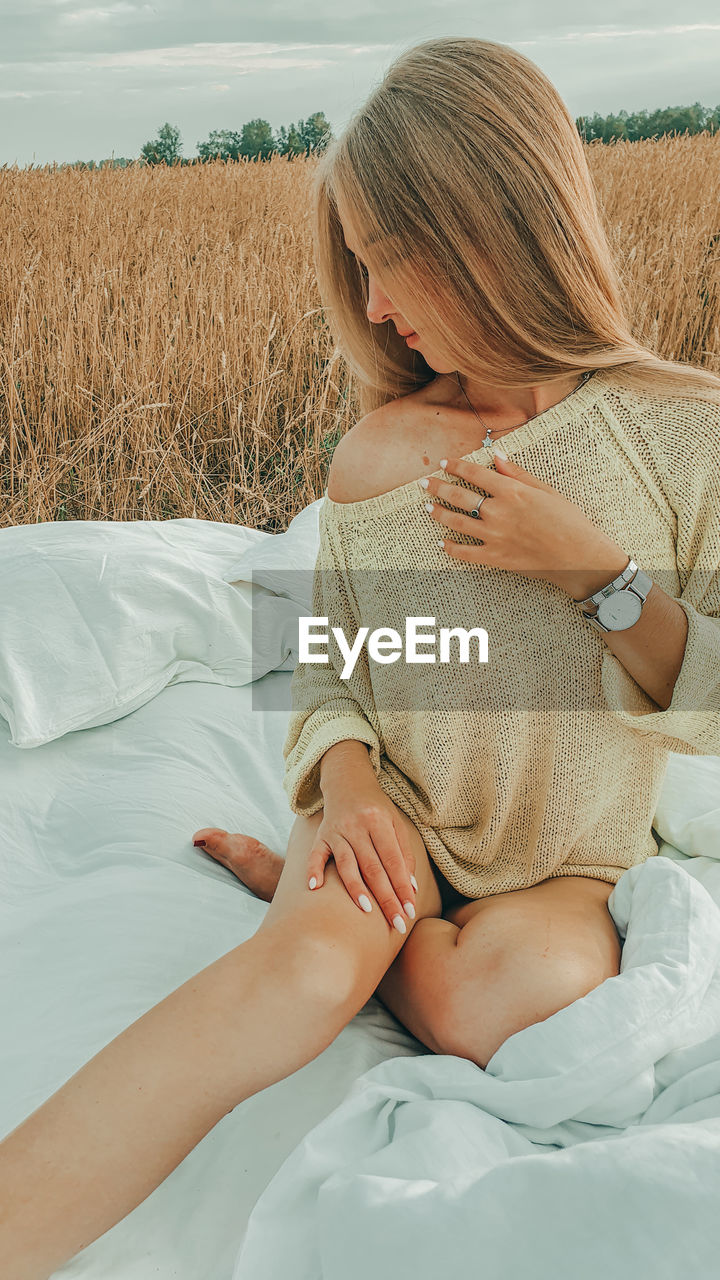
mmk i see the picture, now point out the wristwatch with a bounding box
[573,558,653,633]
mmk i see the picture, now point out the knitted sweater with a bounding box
[282,367,720,897]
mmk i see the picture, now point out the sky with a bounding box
[2,1,720,167]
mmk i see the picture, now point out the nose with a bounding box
[365,273,399,328]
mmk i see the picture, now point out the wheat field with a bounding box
[1,133,719,532]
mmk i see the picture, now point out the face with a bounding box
[339,216,457,377]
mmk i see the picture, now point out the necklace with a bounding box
[454,368,594,449]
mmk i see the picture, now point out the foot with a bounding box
[192,828,285,903]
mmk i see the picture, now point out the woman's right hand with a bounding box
[308,768,419,934]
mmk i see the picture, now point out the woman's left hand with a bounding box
[424,451,629,600]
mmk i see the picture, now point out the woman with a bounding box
[2,35,720,1280]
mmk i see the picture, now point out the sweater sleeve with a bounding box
[282,502,384,814]
[599,394,720,756]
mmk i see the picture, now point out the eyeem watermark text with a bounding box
[300,616,489,679]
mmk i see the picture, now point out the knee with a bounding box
[256,923,361,1012]
[433,935,618,1070]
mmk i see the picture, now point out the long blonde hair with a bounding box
[311,36,720,418]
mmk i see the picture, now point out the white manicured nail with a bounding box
[424,501,434,513]
[393,915,407,935]
[410,875,419,892]
[359,894,373,913]
[404,901,416,920]
[439,458,447,468]
[494,445,508,459]
[308,877,317,890]
[418,477,429,488]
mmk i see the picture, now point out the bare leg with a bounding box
[0,809,445,1280]
[375,877,622,1070]
[373,917,462,1053]
[192,829,468,1055]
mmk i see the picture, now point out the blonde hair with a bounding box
[311,36,720,419]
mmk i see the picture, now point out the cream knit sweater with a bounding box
[282,367,720,897]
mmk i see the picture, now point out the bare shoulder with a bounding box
[326,382,446,504]
[326,404,400,503]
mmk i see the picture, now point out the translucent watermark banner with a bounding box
[245,566,718,715]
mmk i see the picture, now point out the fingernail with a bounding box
[193,840,206,847]
[494,445,508,459]
[308,877,317,890]
[403,901,416,920]
[418,477,429,489]
[359,894,373,913]
[393,915,407,935]
[439,458,447,468]
[410,875,418,892]
[424,501,434,513]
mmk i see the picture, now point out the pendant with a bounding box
[483,428,494,449]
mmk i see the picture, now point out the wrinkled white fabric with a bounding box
[233,857,720,1280]
[0,676,419,1280]
[0,502,718,1280]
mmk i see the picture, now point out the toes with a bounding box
[192,827,231,859]
[191,829,275,869]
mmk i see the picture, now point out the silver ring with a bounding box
[469,495,487,519]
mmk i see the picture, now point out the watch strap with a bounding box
[573,559,637,610]
[577,562,653,633]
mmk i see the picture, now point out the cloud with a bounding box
[0,87,83,97]
[62,4,151,22]
[516,22,720,45]
[92,41,347,70]
[0,41,395,76]
[2,3,720,166]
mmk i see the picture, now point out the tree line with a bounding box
[58,100,720,170]
[576,101,720,142]
[62,113,332,170]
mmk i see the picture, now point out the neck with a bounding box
[453,370,586,425]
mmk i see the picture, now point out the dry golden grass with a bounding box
[1,134,719,531]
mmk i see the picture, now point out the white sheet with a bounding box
[3,676,720,1280]
[2,507,720,1280]
[0,675,425,1279]
[233,855,720,1280]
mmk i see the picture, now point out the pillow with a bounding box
[223,497,322,609]
[222,497,325,709]
[653,752,720,859]
[0,517,290,749]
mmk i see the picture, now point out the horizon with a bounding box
[2,3,720,167]
[3,98,719,170]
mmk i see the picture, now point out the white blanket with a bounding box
[1,510,720,1279]
[0,675,423,1280]
[233,856,720,1280]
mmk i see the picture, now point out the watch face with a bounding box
[597,590,642,630]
